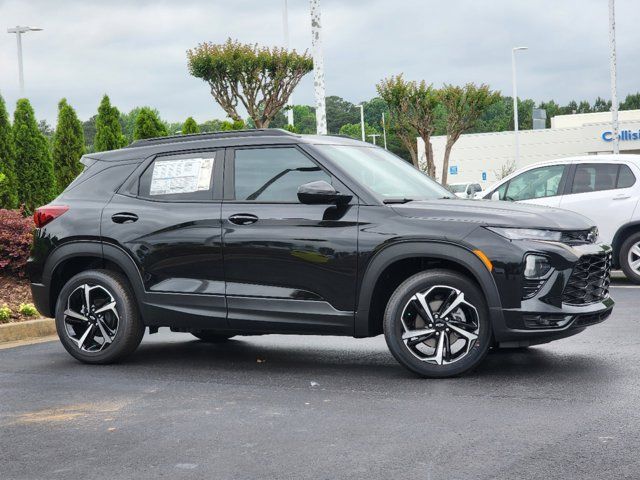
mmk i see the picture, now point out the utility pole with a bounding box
[283,0,294,127]
[356,104,365,141]
[609,0,620,154]
[7,25,43,97]
[511,46,528,168]
[381,112,388,149]
[368,133,380,145]
[310,0,327,134]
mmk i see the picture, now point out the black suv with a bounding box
[28,130,614,377]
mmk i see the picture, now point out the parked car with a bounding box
[28,130,613,377]
[448,182,483,199]
[481,155,640,284]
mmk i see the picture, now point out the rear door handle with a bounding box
[228,213,259,225]
[111,212,139,224]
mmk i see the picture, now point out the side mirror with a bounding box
[490,191,500,201]
[297,180,352,205]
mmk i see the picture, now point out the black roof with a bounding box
[85,129,365,162]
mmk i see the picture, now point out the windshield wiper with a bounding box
[383,197,414,204]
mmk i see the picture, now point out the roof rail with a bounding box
[127,128,297,148]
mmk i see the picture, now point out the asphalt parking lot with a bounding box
[1,279,639,480]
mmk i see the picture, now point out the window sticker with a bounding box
[149,157,214,196]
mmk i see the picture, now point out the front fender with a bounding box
[354,241,503,337]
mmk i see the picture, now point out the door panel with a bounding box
[101,150,227,328]
[221,146,359,334]
[560,163,638,244]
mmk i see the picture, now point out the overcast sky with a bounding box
[1,0,639,125]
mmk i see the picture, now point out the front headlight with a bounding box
[485,227,562,242]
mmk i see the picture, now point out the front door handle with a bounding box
[228,213,259,225]
[111,212,139,224]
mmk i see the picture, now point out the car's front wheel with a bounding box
[55,270,145,364]
[620,232,640,284]
[383,270,492,378]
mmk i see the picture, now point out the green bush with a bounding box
[0,304,11,323]
[18,303,37,317]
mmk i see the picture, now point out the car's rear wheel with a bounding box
[55,270,144,364]
[191,331,235,343]
[383,269,491,378]
[620,232,640,284]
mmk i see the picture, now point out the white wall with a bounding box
[418,110,640,187]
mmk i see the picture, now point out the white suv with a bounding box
[481,154,640,283]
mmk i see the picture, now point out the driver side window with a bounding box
[505,165,566,201]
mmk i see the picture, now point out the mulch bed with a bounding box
[0,274,37,322]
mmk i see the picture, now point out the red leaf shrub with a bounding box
[0,209,34,278]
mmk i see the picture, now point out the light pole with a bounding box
[609,0,620,154]
[282,0,294,127]
[356,104,365,141]
[368,133,380,145]
[7,25,43,97]
[381,112,388,150]
[309,0,327,135]
[511,46,527,169]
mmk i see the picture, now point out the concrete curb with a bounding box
[0,318,56,344]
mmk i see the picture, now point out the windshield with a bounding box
[316,145,453,201]
[448,184,467,193]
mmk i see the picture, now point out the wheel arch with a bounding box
[43,242,146,318]
[354,241,502,337]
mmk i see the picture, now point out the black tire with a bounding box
[55,269,145,364]
[191,331,235,343]
[383,269,492,378]
[619,232,640,284]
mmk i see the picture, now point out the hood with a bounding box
[391,198,594,230]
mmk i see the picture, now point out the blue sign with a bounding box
[449,165,458,175]
[481,171,487,181]
[602,130,640,142]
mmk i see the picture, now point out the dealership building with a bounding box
[418,109,640,187]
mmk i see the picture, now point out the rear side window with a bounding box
[138,154,215,201]
[233,147,330,202]
[571,163,636,194]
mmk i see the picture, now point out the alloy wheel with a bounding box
[627,241,640,275]
[400,285,479,365]
[63,284,119,352]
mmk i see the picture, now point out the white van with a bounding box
[481,155,640,283]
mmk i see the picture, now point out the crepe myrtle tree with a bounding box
[439,83,500,185]
[377,75,438,175]
[187,39,313,128]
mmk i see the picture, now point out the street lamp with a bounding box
[511,46,528,169]
[356,104,365,141]
[7,25,43,97]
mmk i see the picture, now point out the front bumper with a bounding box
[481,238,615,346]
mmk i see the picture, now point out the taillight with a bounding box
[33,205,69,228]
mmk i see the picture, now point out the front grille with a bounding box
[562,252,612,305]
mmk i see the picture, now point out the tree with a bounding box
[182,117,200,134]
[439,83,500,184]
[377,75,438,174]
[187,38,313,128]
[133,107,168,140]
[338,122,380,143]
[52,99,85,193]
[13,99,55,212]
[0,94,18,209]
[326,96,359,134]
[95,95,126,151]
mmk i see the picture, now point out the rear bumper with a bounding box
[30,282,52,318]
